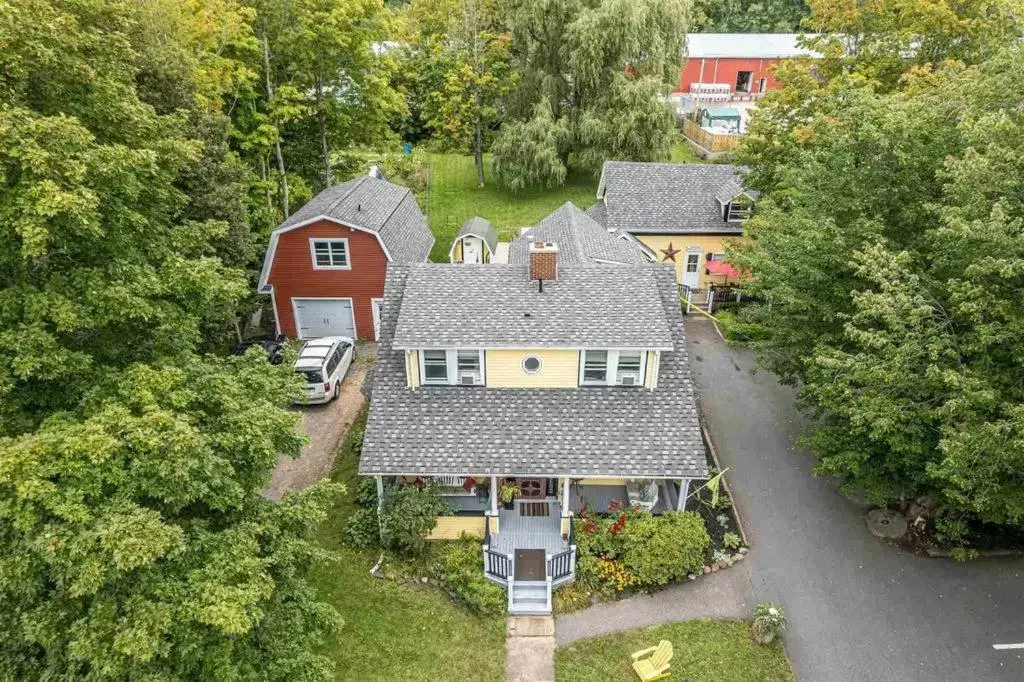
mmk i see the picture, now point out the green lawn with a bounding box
[555,620,794,682]
[422,145,703,262]
[424,153,600,262]
[308,412,506,681]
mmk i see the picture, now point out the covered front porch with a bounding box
[388,473,698,615]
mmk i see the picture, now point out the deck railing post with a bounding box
[686,288,693,313]
[707,286,715,314]
[569,545,576,576]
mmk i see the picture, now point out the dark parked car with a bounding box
[230,336,285,365]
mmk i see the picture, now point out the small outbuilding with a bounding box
[450,216,498,264]
[700,106,742,133]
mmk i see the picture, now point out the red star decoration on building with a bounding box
[660,242,681,262]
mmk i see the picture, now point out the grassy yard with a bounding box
[424,153,600,262]
[555,620,794,682]
[423,144,704,262]
[308,411,506,681]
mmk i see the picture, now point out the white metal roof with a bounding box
[685,33,818,59]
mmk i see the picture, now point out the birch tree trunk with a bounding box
[317,75,332,187]
[261,31,289,219]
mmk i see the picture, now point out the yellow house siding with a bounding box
[644,351,658,389]
[579,478,629,486]
[406,350,420,388]
[485,349,580,388]
[451,239,463,263]
[427,516,485,540]
[634,234,746,288]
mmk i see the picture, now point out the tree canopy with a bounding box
[732,1,1024,536]
[0,1,344,677]
[492,0,689,190]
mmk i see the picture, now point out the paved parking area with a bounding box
[264,342,375,500]
[686,317,1024,681]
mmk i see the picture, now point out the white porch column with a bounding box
[561,476,571,517]
[375,476,384,510]
[677,478,690,511]
[490,475,498,516]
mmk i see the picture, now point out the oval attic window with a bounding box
[522,355,542,374]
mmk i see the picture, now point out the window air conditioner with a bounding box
[459,372,480,385]
[619,373,640,386]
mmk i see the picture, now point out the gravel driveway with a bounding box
[264,342,375,500]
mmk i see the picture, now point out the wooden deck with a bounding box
[489,500,566,556]
[570,482,681,514]
[426,515,486,540]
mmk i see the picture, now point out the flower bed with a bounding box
[556,485,748,613]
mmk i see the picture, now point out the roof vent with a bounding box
[357,203,362,212]
[529,242,558,284]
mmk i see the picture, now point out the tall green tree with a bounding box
[424,0,514,187]
[274,0,403,188]
[731,0,1024,530]
[0,2,341,676]
[693,0,809,32]
[493,0,689,190]
[0,354,340,680]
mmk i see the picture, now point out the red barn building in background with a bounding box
[675,34,817,99]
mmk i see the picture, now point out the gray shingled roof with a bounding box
[391,263,674,350]
[599,162,757,235]
[278,176,434,263]
[359,263,708,478]
[454,216,498,255]
[510,202,647,266]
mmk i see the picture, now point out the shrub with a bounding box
[343,507,380,548]
[553,582,593,613]
[723,532,743,550]
[354,476,379,507]
[380,484,451,556]
[595,556,640,591]
[619,511,710,585]
[438,539,506,616]
[751,602,788,644]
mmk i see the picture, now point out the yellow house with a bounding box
[359,242,708,615]
[594,161,756,291]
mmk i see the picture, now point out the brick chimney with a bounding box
[529,242,558,282]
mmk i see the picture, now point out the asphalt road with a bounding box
[685,318,1024,682]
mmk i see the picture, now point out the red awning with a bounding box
[705,259,740,278]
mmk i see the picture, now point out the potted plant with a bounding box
[498,480,521,510]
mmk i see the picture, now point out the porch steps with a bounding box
[509,580,551,616]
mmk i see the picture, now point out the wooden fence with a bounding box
[682,119,743,154]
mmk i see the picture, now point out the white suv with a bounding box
[293,336,354,404]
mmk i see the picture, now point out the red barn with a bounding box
[257,175,434,341]
[675,33,817,98]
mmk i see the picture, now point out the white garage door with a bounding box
[293,298,355,339]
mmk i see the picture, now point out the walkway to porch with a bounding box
[489,500,565,556]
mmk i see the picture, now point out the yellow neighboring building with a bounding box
[592,161,756,290]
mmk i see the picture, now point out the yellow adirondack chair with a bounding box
[631,640,673,681]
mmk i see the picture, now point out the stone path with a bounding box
[506,616,555,682]
[554,565,753,646]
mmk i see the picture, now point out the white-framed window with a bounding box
[422,350,449,384]
[726,197,753,222]
[707,253,725,262]
[579,350,647,387]
[419,349,485,386]
[309,238,351,269]
[522,355,543,374]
